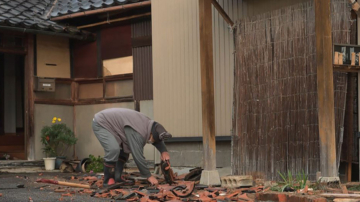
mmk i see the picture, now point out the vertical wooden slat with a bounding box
[314,0,337,177]
[25,34,35,160]
[345,74,355,181]
[0,53,4,135]
[199,0,216,170]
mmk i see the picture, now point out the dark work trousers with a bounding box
[92,120,129,162]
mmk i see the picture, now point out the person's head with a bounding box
[148,122,172,144]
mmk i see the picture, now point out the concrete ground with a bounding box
[0,172,110,202]
[0,167,231,201]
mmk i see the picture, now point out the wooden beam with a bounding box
[211,0,234,27]
[24,34,35,160]
[77,13,151,29]
[334,64,360,72]
[315,0,337,177]
[199,0,216,171]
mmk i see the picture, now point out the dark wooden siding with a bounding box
[101,24,132,60]
[232,0,349,180]
[132,20,153,101]
[73,39,98,78]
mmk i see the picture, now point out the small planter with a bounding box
[55,156,66,169]
[81,158,90,173]
[43,157,56,171]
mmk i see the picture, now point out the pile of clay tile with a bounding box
[57,169,266,202]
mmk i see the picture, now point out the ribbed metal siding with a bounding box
[152,0,242,137]
[133,46,153,100]
[131,20,152,38]
[132,20,153,101]
[153,0,201,137]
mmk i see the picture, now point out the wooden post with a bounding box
[314,0,337,177]
[71,81,78,160]
[199,0,216,171]
[24,34,35,160]
[0,54,4,136]
[357,15,360,184]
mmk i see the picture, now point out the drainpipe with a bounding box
[0,25,95,41]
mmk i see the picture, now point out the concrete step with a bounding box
[0,160,44,167]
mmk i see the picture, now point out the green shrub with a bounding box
[40,117,77,157]
[86,155,104,173]
[278,170,308,192]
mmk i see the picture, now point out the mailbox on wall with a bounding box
[34,77,55,92]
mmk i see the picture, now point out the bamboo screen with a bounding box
[232,0,350,180]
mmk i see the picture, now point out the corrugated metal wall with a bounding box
[152,0,240,137]
[132,20,152,38]
[232,0,349,180]
[132,20,153,101]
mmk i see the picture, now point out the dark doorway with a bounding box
[0,53,25,160]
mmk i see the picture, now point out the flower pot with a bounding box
[55,156,66,169]
[81,158,90,173]
[43,157,56,171]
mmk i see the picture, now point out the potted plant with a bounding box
[41,117,78,170]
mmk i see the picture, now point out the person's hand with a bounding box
[161,152,170,161]
[147,175,159,185]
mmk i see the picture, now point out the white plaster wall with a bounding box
[34,104,74,160]
[74,102,135,159]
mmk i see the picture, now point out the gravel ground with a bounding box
[0,172,112,202]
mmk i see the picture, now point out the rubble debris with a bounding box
[184,167,203,181]
[0,193,2,197]
[60,161,75,173]
[61,193,72,197]
[221,175,253,188]
[37,168,357,202]
[160,160,175,185]
[341,185,349,194]
[54,188,66,193]
[17,184,25,188]
[171,181,195,197]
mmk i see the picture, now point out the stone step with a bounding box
[0,151,26,160]
[0,160,44,168]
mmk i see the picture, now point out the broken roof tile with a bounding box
[0,0,90,39]
[51,0,148,18]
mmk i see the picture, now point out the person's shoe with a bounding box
[103,162,115,187]
[115,157,127,183]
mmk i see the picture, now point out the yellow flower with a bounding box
[52,120,56,124]
[58,118,61,122]
[53,117,57,121]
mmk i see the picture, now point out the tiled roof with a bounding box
[0,0,91,39]
[50,0,146,18]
